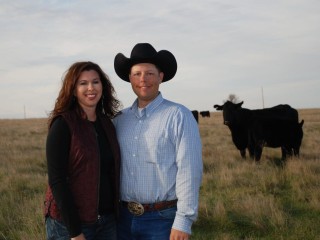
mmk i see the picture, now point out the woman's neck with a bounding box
[82,107,96,121]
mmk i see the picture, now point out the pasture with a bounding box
[0,109,319,239]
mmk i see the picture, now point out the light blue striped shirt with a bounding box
[113,93,203,234]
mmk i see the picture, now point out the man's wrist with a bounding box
[172,214,193,235]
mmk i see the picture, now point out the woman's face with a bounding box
[129,63,163,108]
[74,70,102,111]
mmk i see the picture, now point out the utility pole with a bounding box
[261,87,265,109]
[24,105,26,119]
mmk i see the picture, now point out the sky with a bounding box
[0,0,319,119]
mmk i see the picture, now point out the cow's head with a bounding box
[214,101,244,126]
[292,120,304,156]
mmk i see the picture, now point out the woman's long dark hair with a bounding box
[48,61,121,128]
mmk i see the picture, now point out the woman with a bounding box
[44,61,121,240]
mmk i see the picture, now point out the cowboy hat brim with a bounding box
[114,43,177,82]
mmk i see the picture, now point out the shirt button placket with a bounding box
[133,118,143,159]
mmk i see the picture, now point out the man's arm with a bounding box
[172,108,203,234]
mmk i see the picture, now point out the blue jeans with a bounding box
[46,214,116,240]
[117,205,176,240]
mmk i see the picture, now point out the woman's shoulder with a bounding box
[51,115,67,128]
[48,115,70,138]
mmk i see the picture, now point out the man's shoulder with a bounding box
[116,106,131,115]
[162,99,191,114]
[113,107,132,125]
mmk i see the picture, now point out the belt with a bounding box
[121,199,177,216]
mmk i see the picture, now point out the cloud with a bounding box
[0,0,319,118]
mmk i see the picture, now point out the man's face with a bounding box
[129,63,164,108]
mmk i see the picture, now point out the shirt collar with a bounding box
[130,92,164,118]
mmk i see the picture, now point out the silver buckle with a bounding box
[127,201,144,216]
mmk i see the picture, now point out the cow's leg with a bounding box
[248,146,255,159]
[248,132,258,160]
[281,147,287,160]
[288,149,293,158]
[285,146,293,158]
[293,147,300,157]
[255,145,263,162]
[240,149,246,159]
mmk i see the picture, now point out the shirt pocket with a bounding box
[144,132,173,165]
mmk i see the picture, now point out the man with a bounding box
[113,43,203,240]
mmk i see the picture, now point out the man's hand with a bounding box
[170,228,190,240]
[71,233,86,240]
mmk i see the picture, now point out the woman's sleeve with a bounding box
[46,117,82,237]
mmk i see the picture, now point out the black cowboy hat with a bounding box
[114,43,177,82]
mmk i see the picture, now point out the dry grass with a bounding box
[194,110,320,239]
[0,119,47,240]
[0,109,319,239]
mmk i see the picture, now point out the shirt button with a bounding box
[134,136,138,139]
[133,154,136,157]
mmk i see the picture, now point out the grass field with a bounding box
[0,109,319,240]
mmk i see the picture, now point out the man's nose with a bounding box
[140,73,148,81]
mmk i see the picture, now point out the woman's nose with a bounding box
[88,82,94,90]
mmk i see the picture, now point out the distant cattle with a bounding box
[213,101,303,161]
[200,111,210,117]
[191,110,199,123]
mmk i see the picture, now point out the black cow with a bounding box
[200,111,210,117]
[249,117,304,160]
[214,101,302,161]
[191,110,199,123]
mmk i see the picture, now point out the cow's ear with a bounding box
[300,120,304,127]
[236,101,244,108]
[214,104,223,111]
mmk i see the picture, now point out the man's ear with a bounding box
[159,72,164,83]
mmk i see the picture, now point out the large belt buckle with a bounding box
[127,201,144,216]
